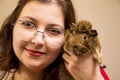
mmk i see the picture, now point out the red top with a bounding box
[100,68,110,80]
[57,68,110,80]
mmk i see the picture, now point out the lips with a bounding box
[26,48,45,57]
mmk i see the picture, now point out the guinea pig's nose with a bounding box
[73,45,78,50]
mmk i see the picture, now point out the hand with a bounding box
[62,52,104,80]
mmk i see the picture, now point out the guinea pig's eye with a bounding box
[69,30,72,33]
[70,30,74,34]
[83,35,88,39]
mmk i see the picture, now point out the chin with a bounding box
[28,65,44,73]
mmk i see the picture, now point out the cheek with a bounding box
[13,28,33,42]
[45,37,64,63]
[45,36,64,51]
[13,27,33,53]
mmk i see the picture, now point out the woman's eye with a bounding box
[18,20,36,29]
[47,28,62,35]
[22,21,35,28]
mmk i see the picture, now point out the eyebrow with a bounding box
[48,22,64,29]
[19,16,38,23]
[18,16,64,29]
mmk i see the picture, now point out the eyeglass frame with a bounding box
[13,19,65,39]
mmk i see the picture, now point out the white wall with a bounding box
[0,0,18,27]
[0,0,120,80]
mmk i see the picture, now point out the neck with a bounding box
[14,64,44,80]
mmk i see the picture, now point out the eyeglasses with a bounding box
[15,19,64,39]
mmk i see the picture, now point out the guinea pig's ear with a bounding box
[70,23,75,29]
[64,29,70,40]
[89,30,98,37]
[67,23,75,34]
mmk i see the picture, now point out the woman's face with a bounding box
[13,1,64,72]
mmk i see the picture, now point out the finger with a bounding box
[62,52,78,65]
[64,60,69,69]
[65,50,76,57]
[62,52,78,64]
[62,52,71,63]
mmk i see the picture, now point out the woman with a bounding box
[0,0,109,80]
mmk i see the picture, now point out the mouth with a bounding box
[25,48,45,57]
[73,46,90,56]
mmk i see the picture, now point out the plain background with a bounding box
[0,0,120,80]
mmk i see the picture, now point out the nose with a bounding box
[31,31,45,46]
[73,45,78,49]
[73,45,78,51]
[35,31,45,38]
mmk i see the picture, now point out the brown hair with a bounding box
[0,0,76,79]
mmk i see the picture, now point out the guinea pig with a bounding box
[58,20,103,80]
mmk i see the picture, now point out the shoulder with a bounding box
[0,70,15,80]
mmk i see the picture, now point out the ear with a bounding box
[93,47,102,64]
[89,30,98,37]
[65,29,70,41]
[93,37,102,64]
